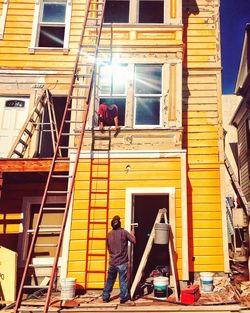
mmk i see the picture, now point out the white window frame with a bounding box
[133,64,163,128]
[0,0,9,39]
[17,196,66,268]
[29,0,72,53]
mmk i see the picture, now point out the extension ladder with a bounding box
[8,89,60,158]
[14,0,108,312]
[224,154,250,215]
[84,131,111,289]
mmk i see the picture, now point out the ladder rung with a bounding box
[89,237,106,240]
[65,120,83,123]
[35,243,58,247]
[23,285,49,289]
[28,264,53,268]
[43,207,65,211]
[87,254,106,258]
[91,191,108,195]
[80,44,97,48]
[70,95,88,99]
[72,84,89,88]
[90,206,108,210]
[94,136,110,140]
[92,162,109,166]
[24,129,32,136]
[13,150,23,157]
[89,221,107,225]
[85,24,101,27]
[86,270,105,274]
[67,108,86,111]
[58,146,77,150]
[92,148,110,151]
[55,159,74,163]
[39,225,61,228]
[27,228,60,233]
[91,176,108,180]
[51,175,72,178]
[19,139,28,147]
[47,191,68,194]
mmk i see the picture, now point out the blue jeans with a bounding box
[102,263,129,302]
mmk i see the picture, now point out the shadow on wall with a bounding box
[182,0,199,276]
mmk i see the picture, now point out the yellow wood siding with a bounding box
[69,157,182,288]
[183,0,224,273]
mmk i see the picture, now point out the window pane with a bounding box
[139,0,164,23]
[135,65,162,94]
[100,64,128,95]
[42,3,66,23]
[100,98,125,126]
[39,26,65,47]
[104,1,129,23]
[135,97,160,125]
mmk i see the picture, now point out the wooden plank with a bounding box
[0,159,69,172]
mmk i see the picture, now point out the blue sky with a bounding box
[220,0,250,94]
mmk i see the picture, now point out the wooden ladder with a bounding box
[130,208,180,301]
[84,131,111,289]
[224,154,250,215]
[7,89,60,158]
[14,0,107,312]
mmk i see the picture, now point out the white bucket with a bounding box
[200,272,214,292]
[153,276,169,299]
[60,278,76,300]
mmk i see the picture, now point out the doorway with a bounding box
[38,96,70,157]
[132,194,169,280]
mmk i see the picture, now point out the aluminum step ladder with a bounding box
[224,154,250,216]
[14,0,108,312]
[7,89,60,158]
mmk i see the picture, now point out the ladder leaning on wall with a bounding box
[7,89,61,158]
[14,0,108,312]
[224,154,250,216]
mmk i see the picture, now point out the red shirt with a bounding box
[98,103,118,126]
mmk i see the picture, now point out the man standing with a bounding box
[102,215,136,304]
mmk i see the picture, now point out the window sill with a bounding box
[103,23,183,28]
[28,46,70,54]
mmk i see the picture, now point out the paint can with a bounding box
[200,272,214,292]
[153,276,169,299]
[60,278,76,300]
[154,223,170,244]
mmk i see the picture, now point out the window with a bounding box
[0,0,9,39]
[134,65,162,126]
[139,0,164,23]
[104,0,129,23]
[99,64,128,126]
[29,0,71,52]
[38,1,66,47]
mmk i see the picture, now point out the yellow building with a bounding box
[0,0,226,293]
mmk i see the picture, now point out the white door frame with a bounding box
[125,187,176,238]
[125,187,183,282]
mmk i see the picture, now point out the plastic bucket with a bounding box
[154,223,170,244]
[200,272,214,292]
[153,276,169,299]
[60,278,76,300]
